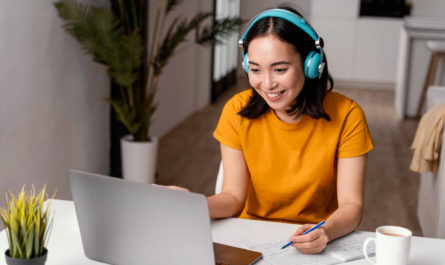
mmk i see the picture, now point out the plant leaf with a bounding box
[55,0,144,88]
[196,17,243,46]
[166,0,182,15]
[108,98,142,135]
[25,221,35,258]
[153,12,205,75]
[10,215,23,258]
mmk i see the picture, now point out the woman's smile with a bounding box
[265,90,285,101]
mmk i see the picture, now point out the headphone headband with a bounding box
[239,9,319,46]
[239,8,325,79]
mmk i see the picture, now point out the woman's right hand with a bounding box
[207,143,250,218]
[289,224,329,254]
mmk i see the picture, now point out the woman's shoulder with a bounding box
[325,91,359,107]
[325,90,351,103]
[324,91,363,118]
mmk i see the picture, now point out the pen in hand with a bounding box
[281,220,326,249]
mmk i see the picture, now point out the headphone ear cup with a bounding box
[242,53,249,73]
[304,51,321,79]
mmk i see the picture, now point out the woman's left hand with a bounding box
[288,224,330,254]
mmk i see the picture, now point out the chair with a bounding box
[215,161,223,194]
[416,41,445,117]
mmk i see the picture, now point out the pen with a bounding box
[281,220,326,249]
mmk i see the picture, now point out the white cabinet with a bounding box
[395,17,445,119]
[310,0,402,86]
[355,18,403,83]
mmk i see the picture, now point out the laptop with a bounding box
[68,169,262,265]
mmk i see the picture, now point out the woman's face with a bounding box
[247,34,305,122]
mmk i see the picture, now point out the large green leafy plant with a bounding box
[0,185,55,259]
[54,0,241,141]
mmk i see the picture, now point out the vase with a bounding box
[5,249,47,265]
[121,135,159,184]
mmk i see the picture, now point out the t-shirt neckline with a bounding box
[268,109,309,130]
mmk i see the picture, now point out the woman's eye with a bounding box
[250,68,260,73]
[275,68,288,73]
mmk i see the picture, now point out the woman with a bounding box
[208,6,373,254]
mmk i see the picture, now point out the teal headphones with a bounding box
[239,9,325,79]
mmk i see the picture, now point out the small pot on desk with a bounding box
[5,248,48,265]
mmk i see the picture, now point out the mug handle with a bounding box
[363,238,376,264]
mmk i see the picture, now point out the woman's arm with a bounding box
[207,143,250,218]
[324,155,367,240]
[290,155,367,253]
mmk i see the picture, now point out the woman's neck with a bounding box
[274,110,303,124]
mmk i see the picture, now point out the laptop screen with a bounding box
[69,169,215,265]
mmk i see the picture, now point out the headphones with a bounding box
[239,9,325,79]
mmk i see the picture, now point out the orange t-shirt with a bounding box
[213,89,373,224]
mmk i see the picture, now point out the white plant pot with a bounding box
[121,135,159,184]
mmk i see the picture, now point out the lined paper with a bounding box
[245,231,374,265]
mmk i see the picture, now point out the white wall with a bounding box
[310,0,359,80]
[411,0,445,18]
[149,0,214,136]
[240,0,312,20]
[0,0,110,205]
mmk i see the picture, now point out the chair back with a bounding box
[215,161,223,194]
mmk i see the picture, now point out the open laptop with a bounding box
[68,169,262,265]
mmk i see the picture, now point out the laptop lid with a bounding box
[68,169,215,265]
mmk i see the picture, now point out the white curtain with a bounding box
[213,0,240,82]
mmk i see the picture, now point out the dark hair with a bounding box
[238,6,334,121]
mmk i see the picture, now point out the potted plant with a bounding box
[54,0,241,183]
[0,185,55,265]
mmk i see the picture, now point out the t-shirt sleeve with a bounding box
[213,97,243,150]
[337,101,374,158]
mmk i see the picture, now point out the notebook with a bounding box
[246,231,375,265]
[68,169,262,265]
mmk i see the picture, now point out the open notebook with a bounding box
[245,231,375,265]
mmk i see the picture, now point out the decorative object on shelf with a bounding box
[359,0,412,17]
[0,185,56,265]
[405,1,413,16]
[54,0,241,183]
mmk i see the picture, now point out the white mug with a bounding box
[362,225,412,265]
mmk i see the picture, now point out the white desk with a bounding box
[1,200,445,265]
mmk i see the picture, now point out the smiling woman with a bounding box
[207,6,374,254]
